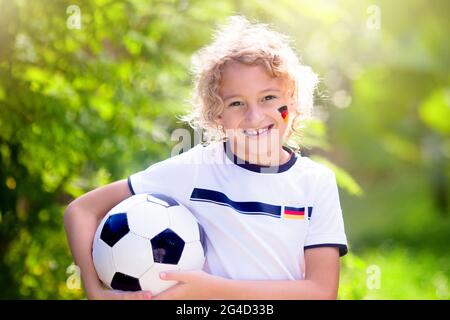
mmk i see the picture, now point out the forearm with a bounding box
[214,277,337,300]
[64,205,104,296]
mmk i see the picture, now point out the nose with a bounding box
[244,104,265,125]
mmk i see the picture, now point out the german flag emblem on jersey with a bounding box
[283,206,313,220]
[283,206,305,219]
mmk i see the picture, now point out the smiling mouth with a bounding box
[243,124,274,137]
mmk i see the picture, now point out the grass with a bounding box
[339,248,450,299]
[338,168,450,299]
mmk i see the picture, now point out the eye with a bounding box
[228,101,243,107]
[263,95,277,101]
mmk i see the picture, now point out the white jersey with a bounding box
[128,141,348,280]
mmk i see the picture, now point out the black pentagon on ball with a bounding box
[151,228,185,264]
[111,272,141,291]
[100,213,130,247]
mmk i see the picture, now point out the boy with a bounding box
[64,15,347,300]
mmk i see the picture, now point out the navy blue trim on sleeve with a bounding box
[304,243,348,257]
[127,176,135,195]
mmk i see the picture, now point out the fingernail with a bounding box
[160,272,166,279]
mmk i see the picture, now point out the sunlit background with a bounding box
[0,0,448,299]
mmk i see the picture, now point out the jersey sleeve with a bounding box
[127,147,199,201]
[304,168,348,257]
[128,161,173,196]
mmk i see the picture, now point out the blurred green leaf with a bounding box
[311,156,363,196]
[419,88,450,135]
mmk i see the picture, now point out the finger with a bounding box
[152,290,172,300]
[110,290,152,300]
[152,285,183,300]
[160,270,191,282]
[128,290,152,300]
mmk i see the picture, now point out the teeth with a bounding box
[246,129,259,136]
[244,125,271,136]
[257,127,269,134]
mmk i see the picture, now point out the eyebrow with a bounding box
[222,88,281,101]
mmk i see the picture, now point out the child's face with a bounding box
[217,62,295,162]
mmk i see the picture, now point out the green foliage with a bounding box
[311,155,363,196]
[339,253,369,299]
[419,89,450,135]
[340,248,450,300]
[0,0,235,299]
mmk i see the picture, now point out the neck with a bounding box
[225,140,292,167]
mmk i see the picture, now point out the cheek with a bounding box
[276,105,289,124]
[222,110,244,126]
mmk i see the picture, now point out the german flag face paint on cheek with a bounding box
[278,105,289,124]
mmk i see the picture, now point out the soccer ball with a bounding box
[92,193,206,295]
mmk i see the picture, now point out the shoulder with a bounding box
[292,155,336,181]
[156,142,209,163]
[148,141,221,168]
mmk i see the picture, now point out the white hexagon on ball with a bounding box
[127,202,170,239]
[178,241,205,271]
[168,206,200,243]
[92,239,116,286]
[140,263,179,296]
[109,193,147,215]
[112,233,154,278]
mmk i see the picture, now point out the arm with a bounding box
[64,179,152,300]
[218,246,339,299]
[154,246,340,300]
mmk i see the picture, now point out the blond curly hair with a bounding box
[180,15,318,152]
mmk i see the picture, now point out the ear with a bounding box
[215,115,223,125]
[287,96,296,112]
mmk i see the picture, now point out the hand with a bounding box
[153,270,224,300]
[87,285,153,300]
